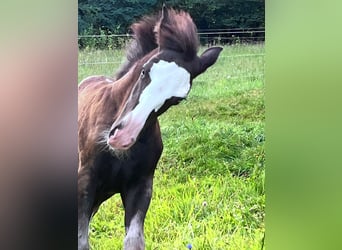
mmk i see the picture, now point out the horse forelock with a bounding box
[127,15,159,61]
[114,8,199,79]
[114,14,159,79]
[155,8,199,60]
[127,8,200,61]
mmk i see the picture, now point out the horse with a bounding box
[78,6,222,250]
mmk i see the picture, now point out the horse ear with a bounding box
[160,4,168,24]
[156,4,168,51]
[197,46,223,75]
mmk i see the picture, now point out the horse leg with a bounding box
[121,176,153,250]
[78,169,96,250]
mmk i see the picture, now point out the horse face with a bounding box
[107,53,192,150]
[107,47,222,151]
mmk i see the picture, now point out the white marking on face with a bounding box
[107,60,191,150]
[131,60,190,122]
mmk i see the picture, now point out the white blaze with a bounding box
[108,60,191,150]
[130,60,190,124]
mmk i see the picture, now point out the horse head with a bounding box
[107,6,222,150]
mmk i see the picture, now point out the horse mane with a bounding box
[114,8,199,79]
[155,8,199,60]
[114,14,159,79]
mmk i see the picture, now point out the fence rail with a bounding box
[79,53,265,66]
[79,52,265,80]
[78,29,265,49]
[78,29,265,39]
[78,29,265,79]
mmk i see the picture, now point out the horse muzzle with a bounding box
[107,128,136,150]
[107,113,145,150]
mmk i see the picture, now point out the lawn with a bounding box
[78,43,265,249]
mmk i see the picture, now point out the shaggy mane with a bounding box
[114,8,199,79]
[155,8,199,60]
[114,14,159,79]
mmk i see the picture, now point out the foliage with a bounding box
[78,0,158,35]
[78,0,264,49]
[78,43,265,249]
[166,0,264,29]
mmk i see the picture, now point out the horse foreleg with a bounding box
[78,169,96,250]
[78,211,91,250]
[121,176,153,250]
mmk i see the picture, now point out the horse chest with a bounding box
[95,137,161,191]
[116,141,161,181]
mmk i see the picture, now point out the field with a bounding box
[78,43,265,249]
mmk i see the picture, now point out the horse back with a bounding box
[79,75,114,91]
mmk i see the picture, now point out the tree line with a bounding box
[78,0,264,49]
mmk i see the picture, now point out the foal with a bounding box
[78,7,222,250]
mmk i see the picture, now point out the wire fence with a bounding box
[78,53,265,66]
[79,29,265,80]
[78,28,265,38]
[79,53,265,81]
[78,29,265,49]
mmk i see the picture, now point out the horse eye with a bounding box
[140,69,145,78]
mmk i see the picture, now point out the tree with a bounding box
[78,0,265,48]
[79,0,158,35]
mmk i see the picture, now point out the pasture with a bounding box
[78,43,265,249]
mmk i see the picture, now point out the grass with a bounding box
[78,43,265,249]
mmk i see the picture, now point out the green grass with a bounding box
[79,43,265,249]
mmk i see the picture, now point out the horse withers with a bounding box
[78,7,222,250]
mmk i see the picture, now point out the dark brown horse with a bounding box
[78,7,222,250]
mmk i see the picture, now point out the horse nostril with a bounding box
[109,123,123,137]
[109,129,115,137]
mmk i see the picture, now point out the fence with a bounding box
[197,28,265,45]
[79,28,265,81]
[78,28,265,49]
[79,53,265,82]
[78,53,265,66]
